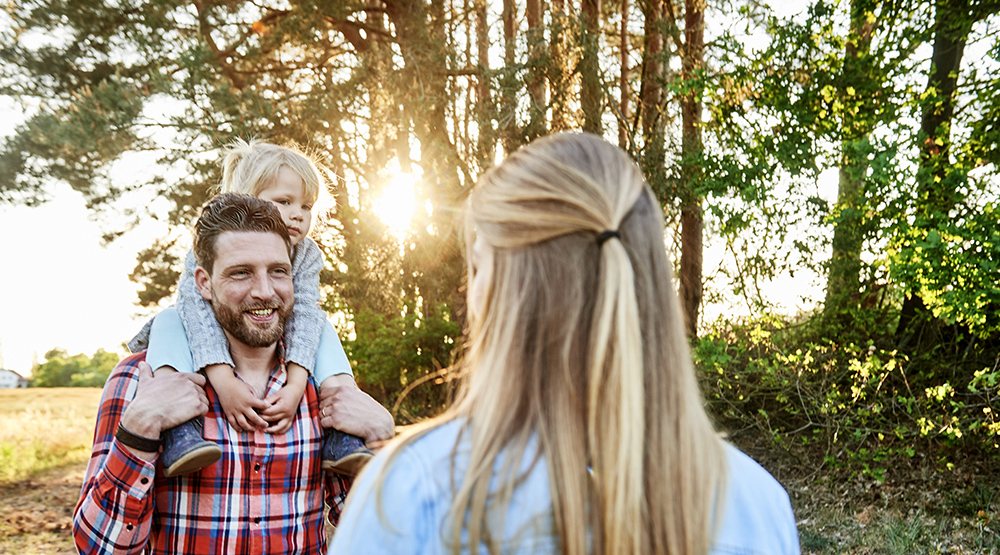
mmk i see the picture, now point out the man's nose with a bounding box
[250,272,276,300]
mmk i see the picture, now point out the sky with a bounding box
[0,95,174,375]
[0,1,829,377]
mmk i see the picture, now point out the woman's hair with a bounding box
[371,132,727,555]
[218,138,326,206]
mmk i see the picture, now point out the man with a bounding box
[73,193,394,555]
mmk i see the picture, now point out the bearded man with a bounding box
[73,193,394,555]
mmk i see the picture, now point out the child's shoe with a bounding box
[321,429,373,475]
[161,418,223,477]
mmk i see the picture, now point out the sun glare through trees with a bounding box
[373,168,419,241]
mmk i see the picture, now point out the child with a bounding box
[128,138,373,478]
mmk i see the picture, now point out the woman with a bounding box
[329,133,800,554]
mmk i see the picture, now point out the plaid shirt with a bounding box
[73,350,350,555]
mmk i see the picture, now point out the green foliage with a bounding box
[889,202,1000,337]
[30,347,118,388]
[696,312,1000,478]
[344,304,461,424]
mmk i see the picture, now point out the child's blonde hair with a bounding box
[219,138,325,205]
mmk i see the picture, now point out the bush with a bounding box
[695,312,1000,479]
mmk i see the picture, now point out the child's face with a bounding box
[258,167,313,247]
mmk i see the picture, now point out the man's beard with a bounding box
[212,297,292,348]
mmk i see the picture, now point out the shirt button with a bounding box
[126,523,134,531]
[254,517,261,524]
[140,477,149,485]
[254,463,261,472]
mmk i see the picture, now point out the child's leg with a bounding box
[315,321,372,476]
[147,308,196,375]
[147,308,221,477]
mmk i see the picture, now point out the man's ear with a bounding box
[194,267,213,300]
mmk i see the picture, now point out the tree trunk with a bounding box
[525,0,547,140]
[384,0,466,322]
[678,0,705,338]
[618,0,630,148]
[639,0,666,194]
[474,0,494,168]
[824,0,875,315]
[580,0,602,133]
[896,0,974,346]
[549,0,572,131]
[500,0,519,153]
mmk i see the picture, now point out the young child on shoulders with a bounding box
[129,138,372,478]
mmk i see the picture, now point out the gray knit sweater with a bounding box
[128,237,327,373]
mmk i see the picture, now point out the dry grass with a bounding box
[0,388,101,484]
[0,388,100,554]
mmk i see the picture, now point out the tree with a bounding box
[893,0,1000,347]
[30,348,117,387]
[677,0,706,337]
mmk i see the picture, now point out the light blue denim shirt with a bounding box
[329,419,800,554]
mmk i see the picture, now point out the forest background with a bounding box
[2,0,1000,550]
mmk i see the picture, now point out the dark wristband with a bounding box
[115,422,162,452]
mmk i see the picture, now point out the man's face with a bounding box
[195,231,294,348]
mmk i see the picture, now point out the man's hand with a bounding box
[119,361,210,460]
[205,364,270,431]
[318,374,395,447]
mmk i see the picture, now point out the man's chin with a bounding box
[239,323,283,348]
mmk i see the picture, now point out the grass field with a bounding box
[0,388,101,555]
[0,388,101,484]
[1,388,999,554]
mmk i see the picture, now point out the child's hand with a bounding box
[205,364,269,432]
[261,362,309,434]
[261,387,301,434]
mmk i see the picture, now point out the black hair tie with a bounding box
[596,229,620,246]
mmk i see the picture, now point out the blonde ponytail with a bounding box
[366,132,727,555]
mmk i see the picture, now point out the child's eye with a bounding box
[303,204,313,211]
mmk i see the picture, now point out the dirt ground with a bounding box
[3,445,998,554]
[0,465,83,555]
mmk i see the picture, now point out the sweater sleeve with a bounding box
[176,249,235,370]
[283,237,328,373]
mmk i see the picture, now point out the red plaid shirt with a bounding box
[73,351,350,555]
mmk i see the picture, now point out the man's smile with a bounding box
[246,307,278,321]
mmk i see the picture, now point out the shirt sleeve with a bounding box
[176,249,235,371]
[73,353,159,555]
[324,470,352,527]
[283,238,328,373]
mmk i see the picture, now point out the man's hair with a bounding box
[193,193,292,274]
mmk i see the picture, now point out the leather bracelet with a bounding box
[115,422,162,452]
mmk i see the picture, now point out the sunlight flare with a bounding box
[374,168,419,239]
